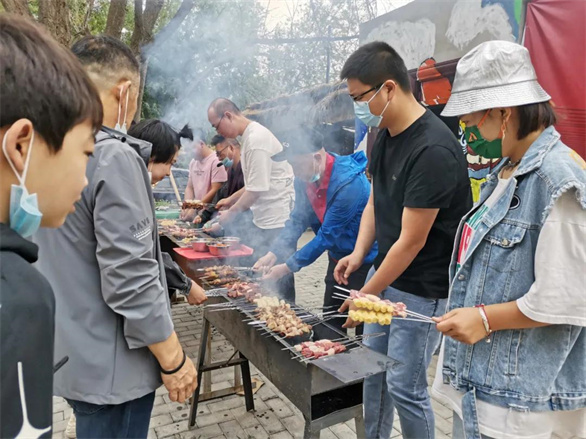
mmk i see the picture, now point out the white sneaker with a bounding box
[64,413,76,438]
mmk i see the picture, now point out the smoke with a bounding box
[145,1,272,134]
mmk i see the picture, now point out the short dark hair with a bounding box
[71,35,139,84]
[128,120,191,164]
[210,134,239,148]
[191,128,206,143]
[340,41,411,92]
[0,15,103,152]
[209,98,241,117]
[516,101,557,140]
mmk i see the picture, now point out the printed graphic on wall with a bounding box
[361,0,519,201]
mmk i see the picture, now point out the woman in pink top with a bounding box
[182,129,227,221]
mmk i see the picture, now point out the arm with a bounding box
[436,191,586,343]
[270,181,311,263]
[333,187,376,284]
[353,186,377,259]
[220,148,271,223]
[162,252,190,295]
[230,186,245,201]
[201,182,223,204]
[184,174,194,201]
[434,301,549,345]
[93,151,196,401]
[201,164,228,204]
[216,187,245,210]
[288,181,366,272]
[94,152,174,350]
[359,146,460,292]
[361,207,438,295]
[230,189,260,212]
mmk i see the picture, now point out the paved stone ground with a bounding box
[52,232,454,439]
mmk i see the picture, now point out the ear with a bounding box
[1,119,35,175]
[382,80,397,100]
[501,107,513,122]
[111,80,132,102]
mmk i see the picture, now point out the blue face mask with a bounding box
[309,161,320,183]
[353,84,390,128]
[222,157,233,168]
[2,131,43,237]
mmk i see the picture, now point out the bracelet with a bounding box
[475,304,493,343]
[160,351,186,375]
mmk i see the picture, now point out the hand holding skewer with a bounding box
[187,281,207,305]
[262,263,291,281]
[338,298,361,328]
[253,252,277,274]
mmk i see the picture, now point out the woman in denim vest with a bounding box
[431,41,586,439]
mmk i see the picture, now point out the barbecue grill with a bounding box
[189,291,391,439]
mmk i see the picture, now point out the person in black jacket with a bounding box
[0,15,102,438]
[197,135,247,231]
[128,119,207,305]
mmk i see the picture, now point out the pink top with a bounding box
[187,153,227,200]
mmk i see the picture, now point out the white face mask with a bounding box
[114,85,130,134]
[147,162,154,186]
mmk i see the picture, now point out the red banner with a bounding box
[524,0,586,158]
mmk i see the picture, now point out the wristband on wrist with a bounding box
[160,351,186,375]
[475,304,493,343]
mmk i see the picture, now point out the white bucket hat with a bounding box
[442,40,551,117]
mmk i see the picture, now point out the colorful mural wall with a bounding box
[360,0,523,202]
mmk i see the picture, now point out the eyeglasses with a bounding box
[211,114,225,130]
[215,145,230,157]
[351,83,384,102]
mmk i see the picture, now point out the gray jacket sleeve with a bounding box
[162,252,191,295]
[93,147,174,349]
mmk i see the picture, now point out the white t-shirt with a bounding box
[240,122,295,229]
[433,190,586,439]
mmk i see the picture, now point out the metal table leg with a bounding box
[355,412,366,439]
[239,352,254,412]
[304,420,320,439]
[189,317,210,428]
[202,328,212,394]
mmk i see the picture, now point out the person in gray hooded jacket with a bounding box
[34,36,197,439]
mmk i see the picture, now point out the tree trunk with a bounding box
[38,0,71,46]
[130,0,165,54]
[152,0,195,48]
[82,0,96,36]
[129,0,144,54]
[135,55,150,122]
[104,0,128,39]
[1,0,32,17]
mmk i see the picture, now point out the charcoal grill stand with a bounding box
[189,318,255,428]
[188,296,389,438]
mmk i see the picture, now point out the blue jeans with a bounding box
[66,391,155,438]
[452,413,493,439]
[363,271,447,439]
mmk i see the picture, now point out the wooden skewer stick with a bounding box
[169,169,182,207]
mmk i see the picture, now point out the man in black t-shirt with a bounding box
[335,42,472,439]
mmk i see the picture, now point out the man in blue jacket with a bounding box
[254,128,377,333]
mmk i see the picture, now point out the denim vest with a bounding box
[442,127,586,438]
